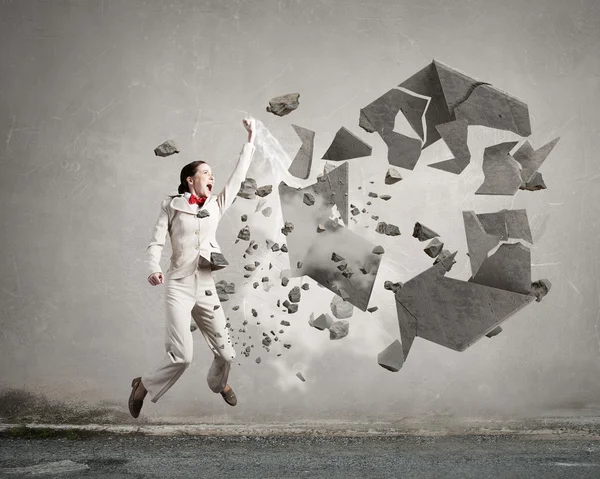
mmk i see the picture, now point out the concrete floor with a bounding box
[1,434,600,478]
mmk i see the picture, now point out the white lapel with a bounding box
[168,192,216,214]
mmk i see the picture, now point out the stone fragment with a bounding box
[331,295,354,319]
[377,340,404,372]
[281,221,294,236]
[394,259,535,360]
[486,326,502,338]
[413,222,439,241]
[521,171,547,191]
[287,303,298,314]
[376,222,401,236]
[237,226,251,241]
[322,126,372,162]
[385,167,403,185]
[384,281,403,294]
[281,244,288,253]
[262,336,272,347]
[281,277,289,287]
[154,139,179,157]
[379,195,391,201]
[301,283,309,290]
[271,243,280,252]
[288,286,301,303]
[329,320,349,340]
[266,93,300,116]
[454,83,531,137]
[424,238,444,258]
[303,192,315,206]
[475,142,522,196]
[462,212,503,276]
[331,252,345,262]
[256,185,273,197]
[196,209,210,218]
[512,138,559,186]
[313,313,334,330]
[317,224,326,233]
[281,320,291,326]
[262,207,272,217]
[428,119,471,174]
[530,279,552,302]
[372,245,385,255]
[190,323,198,332]
[283,343,292,349]
[476,209,533,244]
[237,178,257,199]
[367,306,378,313]
[288,124,315,180]
[255,357,262,364]
[210,252,229,267]
[296,372,306,382]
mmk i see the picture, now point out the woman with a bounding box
[129,118,257,418]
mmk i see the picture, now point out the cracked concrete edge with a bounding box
[1,418,600,438]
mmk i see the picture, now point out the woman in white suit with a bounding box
[129,118,257,418]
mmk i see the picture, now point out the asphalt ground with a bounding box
[1,432,599,478]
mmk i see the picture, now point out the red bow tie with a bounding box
[188,194,207,206]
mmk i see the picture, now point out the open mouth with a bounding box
[207,184,213,192]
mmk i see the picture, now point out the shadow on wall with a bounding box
[0,389,137,425]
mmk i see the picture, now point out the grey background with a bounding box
[0,0,598,423]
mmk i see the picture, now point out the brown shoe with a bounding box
[220,385,237,406]
[128,377,144,418]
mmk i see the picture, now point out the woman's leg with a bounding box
[141,273,197,403]
[192,258,236,393]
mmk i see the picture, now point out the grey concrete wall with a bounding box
[0,0,598,423]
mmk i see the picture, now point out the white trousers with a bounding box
[142,256,235,403]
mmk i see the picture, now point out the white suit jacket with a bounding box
[145,142,256,279]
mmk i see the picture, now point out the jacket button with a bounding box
[195,230,200,235]
[195,245,200,250]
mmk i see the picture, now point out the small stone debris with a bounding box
[424,237,444,258]
[238,226,251,241]
[262,207,272,217]
[253,282,259,289]
[237,178,257,199]
[331,295,353,319]
[372,245,385,255]
[329,320,349,340]
[376,222,401,236]
[297,261,303,268]
[287,303,298,314]
[377,340,404,372]
[280,320,291,326]
[433,250,457,271]
[241,214,248,222]
[190,324,198,332]
[368,192,378,198]
[154,139,179,157]
[255,357,262,364]
[280,244,288,253]
[251,308,258,317]
[271,243,280,252]
[205,290,212,296]
[351,207,360,216]
[530,279,552,302]
[413,222,440,241]
[383,280,403,294]
[385,167,403,185]
[283,343,292,349]
[303,193,315,206]
[296,371,306,382]
[317,224,326,233]
[379,195,392,201]
[288,286,301,303]
[281,221,294,236]
[301,283,309,290]
[281,277,289,287]
[331,252,345,262]
[486,326,503,338]
[312,313,334,330]
[197,209,210,218]
[256,185,273,197]
[367,306,378,313]
[266,93,300,117]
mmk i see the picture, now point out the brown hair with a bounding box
[177,161,207,194]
